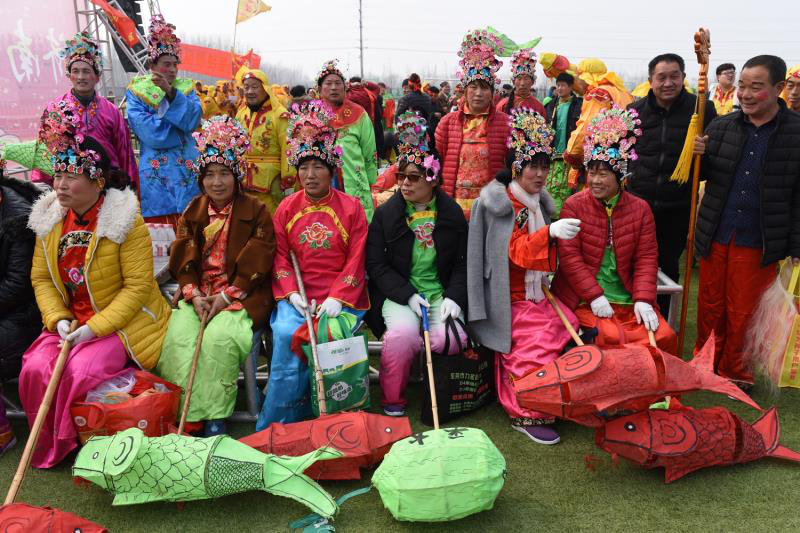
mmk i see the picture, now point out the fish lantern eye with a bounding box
[536,370,546,378]
[92,452,99,459]
[384,427,392,433]
[624,423,636,432]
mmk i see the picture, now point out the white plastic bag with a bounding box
[85,368,137,404]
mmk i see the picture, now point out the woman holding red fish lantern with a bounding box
[467,108,582,445]
[550,106,678,353]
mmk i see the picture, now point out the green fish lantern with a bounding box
[372,427,506,522]
[72,428,342,517]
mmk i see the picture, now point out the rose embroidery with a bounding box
[299,222,333,249]
[65,266,85,291]
[412,222,435,249]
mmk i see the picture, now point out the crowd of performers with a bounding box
[0,17,799,464]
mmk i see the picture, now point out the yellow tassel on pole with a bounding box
[668,113,699,185]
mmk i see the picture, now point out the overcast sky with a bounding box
[155,0,799,85]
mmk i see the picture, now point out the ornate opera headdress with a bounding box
[510,48,537,81]
[61,32,103,75]
[507,108,554,176]
[147,15,181,63]
[192,116,251,181]
[395,111,440,182]
[38,99,102,179]
[286,100,343,169]
[583,106,642,177]
[457,29,504,88]
[316,59,345,88]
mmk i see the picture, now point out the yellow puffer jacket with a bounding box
[28,187,170,369]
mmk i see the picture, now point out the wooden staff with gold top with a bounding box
[673,28,711,356]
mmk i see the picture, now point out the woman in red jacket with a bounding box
[550,107,678,353]
[435,29,510,219]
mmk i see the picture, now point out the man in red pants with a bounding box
[694,55,800,388]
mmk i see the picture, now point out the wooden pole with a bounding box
[5,320,78,504]
[677,28,711,356]
[177,311,208,435]
[421,306,440,430]
[543,286,583,346]
[648,330,658,348]
[290,251,327,416]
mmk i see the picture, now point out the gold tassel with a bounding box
[668,113,699,185]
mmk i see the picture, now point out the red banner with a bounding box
[181,44,261,79]
[88,0,139,48]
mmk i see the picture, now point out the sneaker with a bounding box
[0,430,16,456]
[204,419,227,437]
[512,424,561,445]
[383,405,406,417]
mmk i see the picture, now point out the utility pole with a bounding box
[358,0,364,78]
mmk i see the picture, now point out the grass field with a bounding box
[2,265,800,533]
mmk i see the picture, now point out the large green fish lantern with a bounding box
[372,427,506,522]
[72,428,342,517]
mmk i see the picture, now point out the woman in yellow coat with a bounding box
[20,101,169,468]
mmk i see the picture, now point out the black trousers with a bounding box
[653,208,691,316]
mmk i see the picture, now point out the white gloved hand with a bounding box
[549,218,581,240]
[634,301,659,332]
[288,292,307,315]
[590,296,614,318]
[408,293,430,318]
[65,325,95,346]
[56,319,72,339]
[316,297,342,318]
[440,297,462,320]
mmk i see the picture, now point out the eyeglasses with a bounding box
[397,172,425,183]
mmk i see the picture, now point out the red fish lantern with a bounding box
[514,336,760,426]
[595,406,800,482]
[240,412,412,480]
[0,503,107,532]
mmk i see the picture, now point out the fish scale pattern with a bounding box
[207,456,264,498]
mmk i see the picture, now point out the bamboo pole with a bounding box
[543,286,583,346]
[177,311,208,435]
[421,306,440,429]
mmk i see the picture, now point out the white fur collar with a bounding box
[479,179,556,218]
[28,187,139,244]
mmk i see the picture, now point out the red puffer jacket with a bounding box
[550,189,659,309]
[435,104,510,196]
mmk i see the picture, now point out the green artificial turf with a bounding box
[2,265,799,532]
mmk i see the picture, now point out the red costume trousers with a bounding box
[695,240,777,384]
[575,303,678,355]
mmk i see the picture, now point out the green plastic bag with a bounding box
[372,427,506,522]
[304,313,370,417]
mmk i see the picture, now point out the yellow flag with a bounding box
[236,0,271,24]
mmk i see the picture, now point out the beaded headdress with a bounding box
[396,111,440,182]
[147,15,181,63]
[510,48,537,81]
[192,116,251,181]
[507,108,554,176]
[457,29,504,87]
[61,32,102,75]
[38,100,102,179]
[286,100,343,169]
[583,106,642,176]
[316,59,345,88]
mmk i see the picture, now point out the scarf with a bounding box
[509,180,547,302]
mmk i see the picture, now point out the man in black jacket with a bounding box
[627,53,718,315]
[0,170,43,454]
[693,55,800,387]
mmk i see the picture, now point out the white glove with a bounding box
[549,218,581,240]
[590,296,614,318]
[288,292,307,315]
[316,297,342,318]
[65,325,95,346]
[56,319,72,339]
[440,297,462,320]
[408,293,430,318]
[634,301,659,332]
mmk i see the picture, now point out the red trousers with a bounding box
[575,303,678,355]
[695,240,777,383]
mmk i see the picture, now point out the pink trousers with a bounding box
[19,332,128,468]
[498,298,578,422]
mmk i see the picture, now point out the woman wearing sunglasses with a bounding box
[366,112,468,417]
